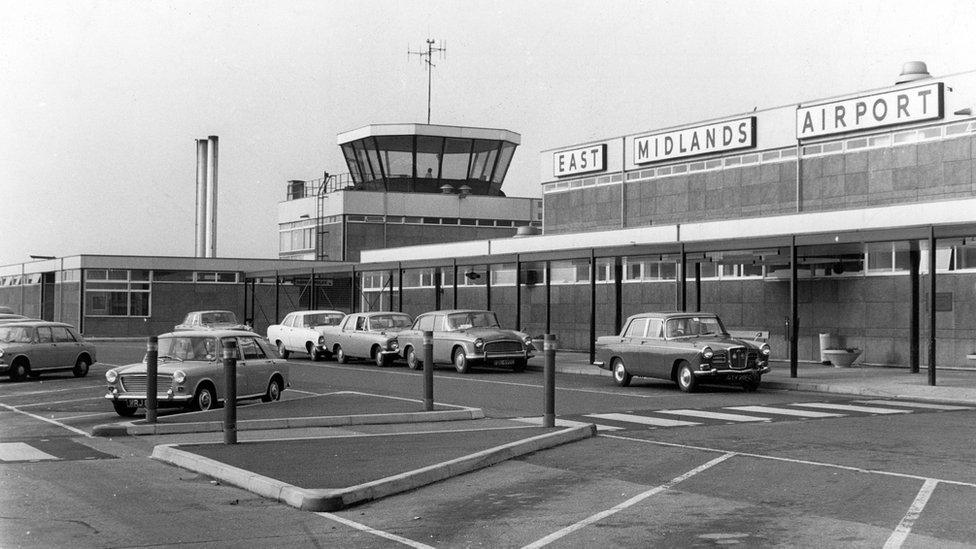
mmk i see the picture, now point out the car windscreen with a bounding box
[0,326,31,343]
[201,312,237,324]
[368,314,412,330]
[305,313,344,327]
[666,316,726,338]
[158,336,218,361]
[445,312,500,331]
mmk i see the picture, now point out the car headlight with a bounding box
[522,335,533,346]
[0,349,4,358]
[318,335,325,345]
[173,370,186,384]
[760,343,771,356]
[700,346,714,360]
[474,338,484,350]
[106,369,118,383]
[389,338,399,351]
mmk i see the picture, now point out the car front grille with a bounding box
[726,347,758,370]
[119,374,173,393]
[484,341,523,354]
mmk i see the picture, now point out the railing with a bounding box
[286,173,356,200]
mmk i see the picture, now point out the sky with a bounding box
[2,0,976,266]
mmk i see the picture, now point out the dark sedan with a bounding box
[594,312,770,392]
[0,320,97,381]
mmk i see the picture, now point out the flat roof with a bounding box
[337,123,521,145]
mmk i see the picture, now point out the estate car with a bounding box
[104,329,288,416]
[594,312,771,392]
[397,309,534,373]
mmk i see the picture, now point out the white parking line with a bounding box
[0,442,59,462]
[790,402,912,415]
[884,479,939,549]
[512,417,622,431]
[1,384,104,397]
[316,512,435,548]
[587,412,700,428]
[655,409,771,422]
[522,453,734,548]
[16,396,105,408]
[0,403,92,438]
[854,400,974,411]
[725,405,845,418]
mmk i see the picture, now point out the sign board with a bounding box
[796,82,943,139]
[553,144,607,178]
[633,117,756,165]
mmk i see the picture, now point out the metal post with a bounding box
[679,246,687,312]
[543,334,556,428]
[589,249,597,364]
[928,227,937,386]
[910,242,920,374]
[423,330,434,411]
[145,336,158,423]
[223,339,238,445]
[694,262,702,312]
[545,261,551,335]
[515,255,522,331]
[790,237,799,378]
[613,256,623,334]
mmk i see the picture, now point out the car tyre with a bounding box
[112,400,139,417]
[373,347,389,367]
[308,343,324,362]
[73,357,91,378]
[612,358,632,387]
[276,342,290,359]
[261,377,283,403]
[513,358,527,372]
[453,348,470,374]
[9,359,28,382]
[676,361,697,393]
[335,345,348,364]
[190,384,216,411]
[405,347,420,370]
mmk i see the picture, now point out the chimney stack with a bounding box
[194,136,219,258]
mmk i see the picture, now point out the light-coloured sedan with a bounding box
[174,310,251,332]
[0,320,97,381]
[104,330,288,416]
[266,309,346,360]
[322,312,412,367]
[397,309,534,373]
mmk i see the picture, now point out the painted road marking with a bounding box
[854,400,974,411]
[0,403,92,437]
[725,405,845,418]
[0,442,59,462]
[317,512,435,549]
[790,402,912,415]
[15,396,106,408]
[655,409,771,422]
[586,412,700,428]
[884,479,939,549]
[512,417,622,431]
[522,453,735,548]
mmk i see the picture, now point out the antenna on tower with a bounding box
[407,38,447,124]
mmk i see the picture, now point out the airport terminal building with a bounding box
[5,62,976,372]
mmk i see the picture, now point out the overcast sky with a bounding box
[2,0,975,266]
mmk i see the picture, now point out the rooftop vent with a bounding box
[440,184,455,194]
[896,61,931,85]
[514,225,541,238]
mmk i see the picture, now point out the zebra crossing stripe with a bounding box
[0,442,59,462]
[853,400,974,411]
[586,413,700,428]
[725,405,845,418]
[654,409,770,422]
[790,403,911,414]
[511,417,622,431]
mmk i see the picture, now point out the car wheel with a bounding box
[8,359,28,382]
[513,358,527,372]
[373,347,387,367]
[308,343,323,362]
[676,361,697,393]
[405,347,420,370]
[335,345,347,364]
[612,358,632,387]
[276,341,290,359]
[261,377,283,403]
[453,348,470,374]
[112,400,139,417]
[73,357,91,378]
[190,384,216,411]
[742,377,761,392]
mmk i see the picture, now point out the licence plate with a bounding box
[728,374,755,383]
[494,359,515,366]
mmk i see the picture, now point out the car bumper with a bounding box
[0,363,9,374]
[379,349,399,357]
[692,364,771,378]
[104,390,192,403]
[469,351,533,364]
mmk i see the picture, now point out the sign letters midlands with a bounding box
[796,82,943,139]
[633,117,756,165]
[553,144,607,178]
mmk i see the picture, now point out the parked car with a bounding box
[594,312,771,392]
[0,320,97,381]
[397,309,534,373]
[175,310,251,332]
[104,330,288,416]
[0,313,30,324]
[321,311,412,367]
[266,309,346,360]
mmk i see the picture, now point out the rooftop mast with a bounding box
[408,38,447,124]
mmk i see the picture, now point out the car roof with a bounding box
[295,310,345,315]
[360,311,410,317]
[627,311,719,319]
[0,320,74,328]
[417,309,491,315]
[160,329,258,337]
[189,310,235,314]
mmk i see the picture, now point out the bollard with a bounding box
[146,336,158,423]
[223,339,238,445]
[543,334,556,428]
[423,330,434,411]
